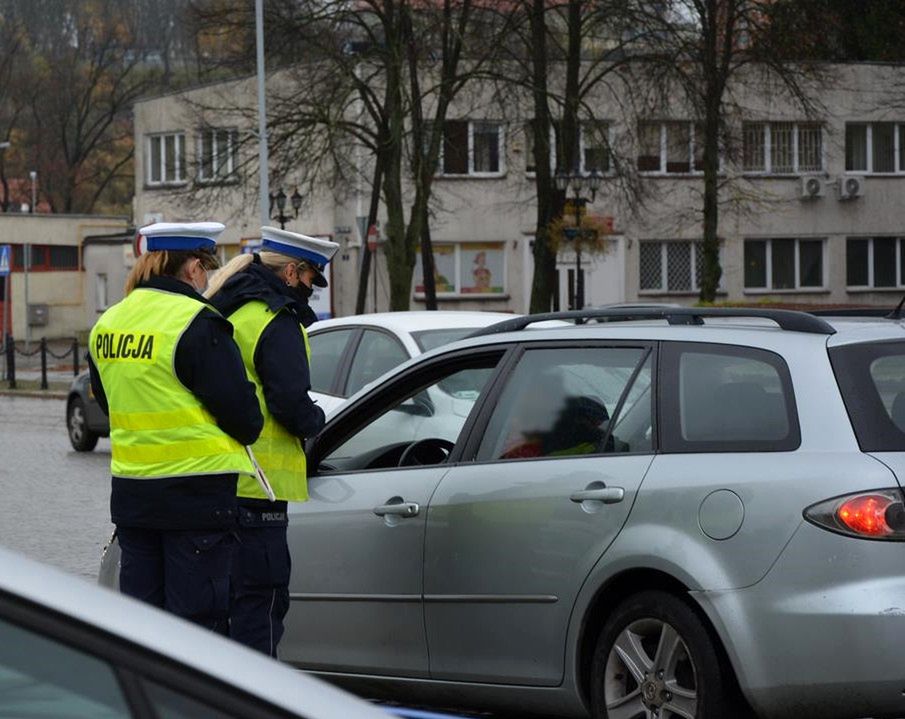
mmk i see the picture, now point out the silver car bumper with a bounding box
[696,520,905,719]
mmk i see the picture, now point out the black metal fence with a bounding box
[3,335,79,390]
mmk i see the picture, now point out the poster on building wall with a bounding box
[460,242,504,294]
[415,244,456,293]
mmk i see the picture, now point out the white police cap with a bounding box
[136,222,225,255]
[260,226,339,287]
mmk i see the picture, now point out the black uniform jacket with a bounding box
[88,276,263,531]
[210,261,327,518]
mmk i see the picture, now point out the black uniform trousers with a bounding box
[118,526,234,635]
[229,501,291,657]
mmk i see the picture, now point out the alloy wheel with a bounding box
[604,617,698,719]
[69,403,85,443]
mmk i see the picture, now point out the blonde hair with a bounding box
[124,250,219,295]
[205,250,299,298]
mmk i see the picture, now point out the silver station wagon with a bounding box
[102,307,905,719]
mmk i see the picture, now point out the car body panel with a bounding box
[424,454,654,685]
[283,466,450,678]
[1,546,389,719]
[694,516,905,719]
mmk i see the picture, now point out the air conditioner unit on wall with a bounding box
[839,175,865,200]
[800,175,825,200]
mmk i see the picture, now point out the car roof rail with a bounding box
[466,307,837,338]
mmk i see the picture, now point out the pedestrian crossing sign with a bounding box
[0,245,9,277]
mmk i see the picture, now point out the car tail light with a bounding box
[804,489,905,540]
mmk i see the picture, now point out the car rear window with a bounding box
[661,342,800,452]
[830,341,905,451]
[411,328,476,352]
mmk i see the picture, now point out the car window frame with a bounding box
[341,327,412,398]
[0,591,301,719]
[459,339,659,464]
[307,326,361,398]
[659,340,801,453]
[307,344,517,474]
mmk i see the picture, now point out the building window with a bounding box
[414,242,506,296]
[525,120,611,175]
[10,244,79,272]
[846,237,905,288]
[743,238,824,290]
[742,121,823,174]
[433,120,504,176]
[845,122,905,174]
[146,132,186,185]
[639,240,709,293]
[197,128,238,182]
[637,121,705,174]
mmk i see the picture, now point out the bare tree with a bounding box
[625,0,824,302]
[21,1,161,213]
[183,0,508,311]
[491,0,646,312]
[0,10,28,211]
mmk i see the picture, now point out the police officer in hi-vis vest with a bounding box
[205,226,337,656]
[88,222,263,633]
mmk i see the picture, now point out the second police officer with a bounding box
[88,222,263,633]
[205,226,339,656]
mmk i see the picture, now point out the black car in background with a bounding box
[66,372,109,451]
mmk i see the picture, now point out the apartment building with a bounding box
[132,62,905,316]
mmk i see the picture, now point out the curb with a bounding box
[0,390,68,400]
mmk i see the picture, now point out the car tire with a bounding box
[590,590,741,719]
[67,397,99,452]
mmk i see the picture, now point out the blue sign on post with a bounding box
[0,245,9,277]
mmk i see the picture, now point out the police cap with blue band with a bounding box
[260,226,339,288]
[136,222,224,255]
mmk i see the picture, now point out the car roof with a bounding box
[378,312,905,373]
[0,546,387,719]
[309,311,517,336]
[452,309,905,350]
[823,317,905,346]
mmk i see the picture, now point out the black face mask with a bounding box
[294,283,314,302]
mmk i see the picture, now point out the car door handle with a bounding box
[570,487,625,504]
[373,502,420,518]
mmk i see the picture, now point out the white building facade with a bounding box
[132,63,905,317]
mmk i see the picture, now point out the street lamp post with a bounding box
[25,171,37,352]
[28,170,36,214]
[269,187,302,229]
[554,169,602,310]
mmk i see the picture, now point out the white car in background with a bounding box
[308,311,519,416]
[308,312,526,461]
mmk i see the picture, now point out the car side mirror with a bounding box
[397,391,434,417]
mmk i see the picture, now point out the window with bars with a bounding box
[197,128,238,182]
[639,240,709,293]
[525,120,611,175]
[742,122,824,174]
[743,238,824,290]
[432,120,504,176]
[637,121,706,174]
[845,123,905,173]
[146,132,186,185]
[846,237,905,288]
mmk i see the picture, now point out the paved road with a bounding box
[0,395,113,581]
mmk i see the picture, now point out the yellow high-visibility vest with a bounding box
[228,300,311,502]
[89,288,254,479]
